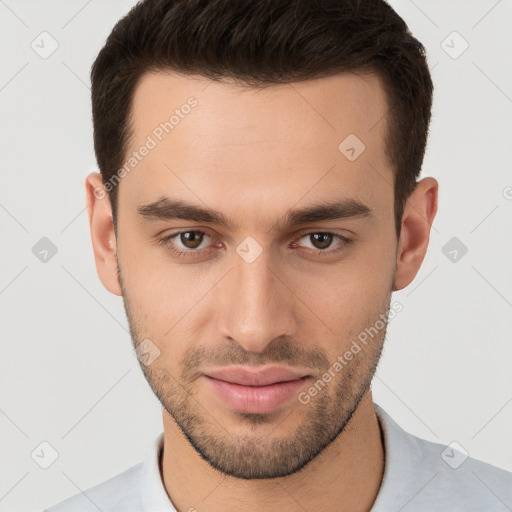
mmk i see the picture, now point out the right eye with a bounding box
[161,229,211,251]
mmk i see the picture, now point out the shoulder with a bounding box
[43,463,143,512]
[373,404,512,511]
[410,431,512,499]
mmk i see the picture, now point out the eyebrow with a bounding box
[137,196,373,230]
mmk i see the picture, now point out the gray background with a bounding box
[1,0,511,510]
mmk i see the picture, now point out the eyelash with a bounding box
[159,229,353,258]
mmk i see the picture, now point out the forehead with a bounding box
[120,70,392,226]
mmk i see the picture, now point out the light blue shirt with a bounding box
[43,403,512,511]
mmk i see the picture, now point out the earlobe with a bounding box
[85,172,122,296]
[393,177,438,291]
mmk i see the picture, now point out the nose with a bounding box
[217,248,297,353]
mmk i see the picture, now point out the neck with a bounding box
[160,389,384,512]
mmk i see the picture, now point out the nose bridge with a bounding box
[220,248,295,353]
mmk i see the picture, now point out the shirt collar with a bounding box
[370,403,418,511]
[140,432,177,512]
[140,403,401,511]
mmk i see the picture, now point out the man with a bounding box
[45,0,511,510]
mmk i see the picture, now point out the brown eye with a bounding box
[161,229,212,254]
[296,231,352,255]
[179,231,205,249]
[309,233,334,250]
[159,228,224,260]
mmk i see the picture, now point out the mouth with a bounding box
[202,365,313,414]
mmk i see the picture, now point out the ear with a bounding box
[393,177,438,291]
[85,172,122,296]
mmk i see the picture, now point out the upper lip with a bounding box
[204,366,311,386]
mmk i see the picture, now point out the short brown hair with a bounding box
[91,0,433,240]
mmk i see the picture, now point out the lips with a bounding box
[202,365,314,413]
[203,365,310,386]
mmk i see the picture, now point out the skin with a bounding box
[85,70,438,512]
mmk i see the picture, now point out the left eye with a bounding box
[297,232,347,251]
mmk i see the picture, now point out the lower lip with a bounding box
[203,375,311,414]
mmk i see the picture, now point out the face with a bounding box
[88,70,433,480]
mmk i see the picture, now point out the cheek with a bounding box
[285,248,395,344]
[346,226,397,292]
[295,241,395,310]
[119,244,220,349]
